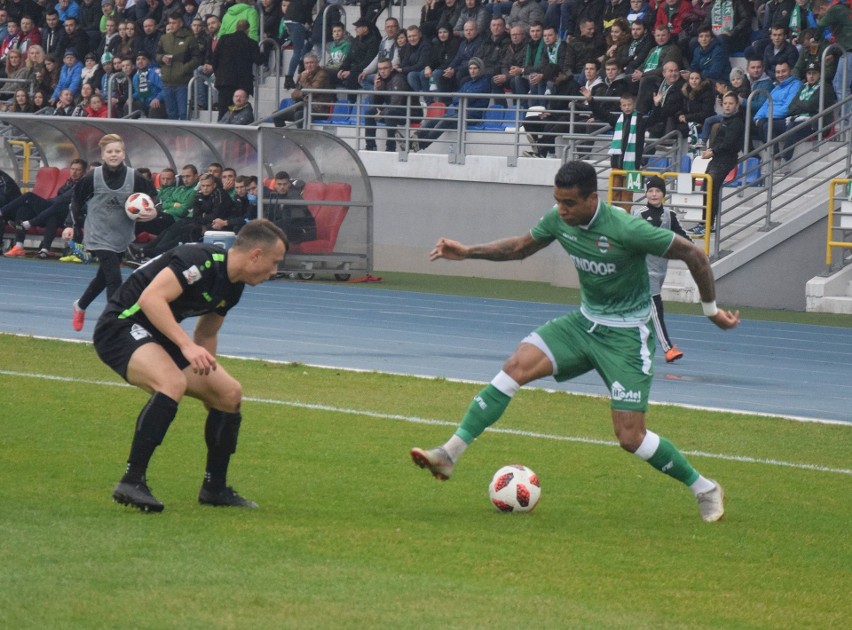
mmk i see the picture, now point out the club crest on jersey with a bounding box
[182,265,202,285]
[596,236,610,254]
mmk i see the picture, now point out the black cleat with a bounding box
[198,486,259,508]
[113,480,164,513]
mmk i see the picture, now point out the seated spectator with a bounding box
[507,21,545,98]
[653,0,694,48]
[813,0,852,127]
[0,158,86,258]
[364,58,422,152]
[131,51,166,117]
[753,60,803,157]
[699,66,750,147]
[52,87,77,114]
[440,19,484,93]
[564,18,606,84]
[50,48,84,105]
[275,53,333,127]
[419,24,459,102]
[160,164,199,223]
[420,0,445,41]
[779,62,837,168]
[604,17,631,66]
[762,26,799,78]
[42,10,69,57]
[678,70,715,141]
[3,87,34,112]
[399,25,433,95]
[634,24,683,113]
[0,166,22,213]
[220,88,254,124]
[337,18,381,100]
[645,60,687,138]
[358,16,401,90]
[495,24,526,96]
[83,92,109,116]
[585,57,630,122]
[63,17,91,58]
[70,81,94,116]
[689,26,731,83]
[80,51,103,90]
[264,171,316,244]
[36,54,61,96]
[32,89,50,112]
[743,56,773,115]
[747,0,798,61]
[413,57,491,151]
[324,22,353,78]
[127,172,235,263]
[454,0,491,39]
[621,18,654,78]
[523,61,584,157]
[793,28,837,83]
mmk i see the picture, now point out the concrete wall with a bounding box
[363,151,584,288]
[716,217,828,310]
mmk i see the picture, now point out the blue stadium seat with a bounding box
[645,156,671,171]
[482,104,507,131]
[724,157,762,188]
[330,100,355,125]
[680,154,692,172]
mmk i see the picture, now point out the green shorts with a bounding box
[529,311,655,412]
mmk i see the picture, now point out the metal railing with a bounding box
[825,178,852,270]
[716,94,852,260]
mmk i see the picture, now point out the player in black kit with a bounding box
[94,219,288,512]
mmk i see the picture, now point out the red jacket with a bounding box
[654,0,695,36]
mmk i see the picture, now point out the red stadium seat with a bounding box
[31,167,60,198]
[289,182,351,255]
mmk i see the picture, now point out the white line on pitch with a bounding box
[3,369,850,477]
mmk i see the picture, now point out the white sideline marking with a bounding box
[2,369,850,477]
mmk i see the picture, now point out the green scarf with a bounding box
[525,39,545,69]
[609,112,638,170]
[711,0,734,35]
[643,46,663,72]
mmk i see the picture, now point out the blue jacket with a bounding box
[689,38,731,83]
[132,67,165,105]
[51,61,84,102]
[754,75,803,120]
[450,74,492,120]
[450,35,483,75]
[748,74,774,114]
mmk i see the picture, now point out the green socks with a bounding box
[455,384,512,444]
[636,430,700,486]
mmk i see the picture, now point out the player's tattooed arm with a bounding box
[431,234,548,262]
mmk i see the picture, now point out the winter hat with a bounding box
[101,52,114,65]
[468,57,483,70]
[645,175,666,195]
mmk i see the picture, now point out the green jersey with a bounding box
[530,200,675,326]
[159,184,197,220]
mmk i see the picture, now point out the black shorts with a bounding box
[93,314,189,381]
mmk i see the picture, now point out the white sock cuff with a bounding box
[491,370,520,397]
[634,430,660,460]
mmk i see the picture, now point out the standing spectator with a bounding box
[219,0,258,41]
[632,175,690,363]
[282,0,313,89]
[157,12,201,119]
[139,17,162,61]
[692,91,743,236]
[604,91,646,207]
[219,87,254,123]
[211,18,260,119]
[66,134,158,331]
[762,25,799,77]
[364,58,421,151]
[702,0,755,54]
[132,50,165,116]
[50,48,83,104]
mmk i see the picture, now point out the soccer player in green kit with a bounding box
[411,160,740,522]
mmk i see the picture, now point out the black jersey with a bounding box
[103,243,245,325]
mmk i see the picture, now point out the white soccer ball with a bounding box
[125,192,155,221]
[488,464,541,513]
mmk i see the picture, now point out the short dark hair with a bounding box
[554,161,597,198]
[181,164,198,174]
[274,170,290,180]
[234,218,289,252]
[70,158,88,169]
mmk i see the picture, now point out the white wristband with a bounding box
[702,301,719,317]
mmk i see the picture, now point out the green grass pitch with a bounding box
[1,334,850,629]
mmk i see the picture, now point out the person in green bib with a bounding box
[412,160,740,523]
